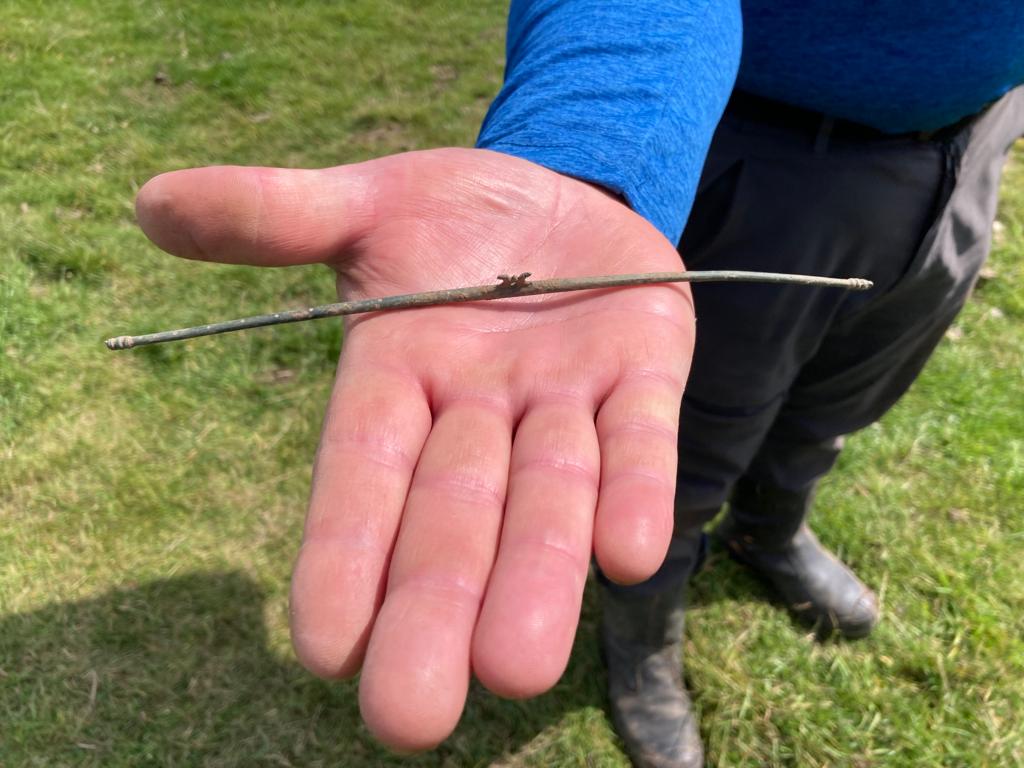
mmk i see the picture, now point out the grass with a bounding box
[1,2,1022,765]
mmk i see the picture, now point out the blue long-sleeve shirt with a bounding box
[477,1,1024,244]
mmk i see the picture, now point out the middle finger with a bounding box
[357,399,512,750]
[471,399,599,698]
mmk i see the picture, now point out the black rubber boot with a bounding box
[713,476,879,639]
[598,529,706,768]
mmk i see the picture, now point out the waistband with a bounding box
[725,90,980,145]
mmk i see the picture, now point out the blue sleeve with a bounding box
[476,0,743,245]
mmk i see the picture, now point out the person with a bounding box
[133,1,1024,765]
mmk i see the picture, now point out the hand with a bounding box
[136,148,695,750]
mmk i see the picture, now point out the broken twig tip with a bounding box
[105,336,135,350]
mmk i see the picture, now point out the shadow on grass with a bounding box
[689,545,774,608]
[0,571,610,767]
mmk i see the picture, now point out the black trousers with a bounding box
[671,86,1024,536]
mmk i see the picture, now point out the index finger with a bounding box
[290,350,431,679]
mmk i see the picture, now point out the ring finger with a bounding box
[358,399,512,750]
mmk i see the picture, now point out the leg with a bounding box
[597,528,706,768]
[600,97,947,766]
[600,86,1024,764]
[715,472,880,638]
[718,87,1024,636]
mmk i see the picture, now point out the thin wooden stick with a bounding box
[104,270,872,351]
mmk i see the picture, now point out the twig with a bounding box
[104,270,872,350]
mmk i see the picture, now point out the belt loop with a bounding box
[813,114,834,155]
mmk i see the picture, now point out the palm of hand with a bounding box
[136,148,694,750]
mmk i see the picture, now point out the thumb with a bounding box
[135,163,378,266]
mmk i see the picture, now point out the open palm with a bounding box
[136,148,695,750]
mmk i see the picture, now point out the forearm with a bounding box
[477,0,742,245]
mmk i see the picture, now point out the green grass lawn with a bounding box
[2,2,1023,766]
